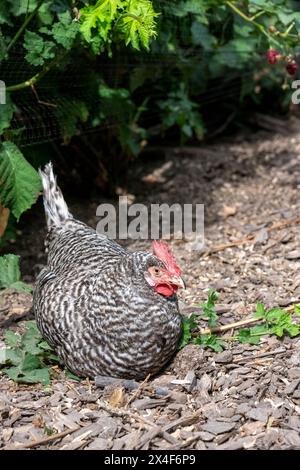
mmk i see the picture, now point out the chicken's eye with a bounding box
[153,267,160,276]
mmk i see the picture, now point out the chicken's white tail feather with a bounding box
[39,162,71,228]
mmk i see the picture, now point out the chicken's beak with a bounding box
[170,276,186,289]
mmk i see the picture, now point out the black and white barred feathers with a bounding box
[33,163,182,379]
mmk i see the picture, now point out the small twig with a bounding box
[126,373,151,408]
[4,426,80,450]
[135,409,202,450]
[233,347,286,364]
[198,317,259,336]
[97,400,156,428]
[31,84,57,108]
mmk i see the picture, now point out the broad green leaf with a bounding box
[24,30,56,66]
[21,332,43,355]
[0,141,42,220]
[52,11,80,49]
[7,367,51,385]
[9,0,38,16]
[237,328,261,345]
[194,334,225,352]
[19,368,50,385]
[4,330,21,348]
[0,254,21,289]
[0,347,22,366]
[0,3,12,25]
[5,348,23,366]
[286,324,300,337]
[21,353,42,371]
[5,366,21,381]
[25,321,41,334]
[0,95,15,134]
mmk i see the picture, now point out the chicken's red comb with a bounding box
[151,240,181,276]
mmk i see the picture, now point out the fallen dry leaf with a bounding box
[108,387,126,408]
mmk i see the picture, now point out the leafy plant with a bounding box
[80,0,158,51]
[0,254,32,293]
[0,321,61,385]
[198,289,219,327]
[178,313,198,349]
[158,84,205,143]
[181,291,300,352]
[193,333,226,353]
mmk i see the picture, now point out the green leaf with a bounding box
[39,340,54,351]
[0,347,22,366]
[0,3,12,25]
[65,370,81,381]
[21,353,42,371]
[24,30,56,66]
[285,324,300,337]
[5,348,23,366]
[0,94,15,134]
[178,314,199,349]
[21,332,43,355]
[0,141,42,220]
[27,368,51,385]
[16,368,50,385]
[237,328,261,344]
[80,0,119,43]
[191,21,213,50]
[120,0,159,50]
[5,366,21,381]
[0,254,21,289]
[4,330,21,348]
[199,289,219,327]
[254,303,266,319]
[1,321,61,385]
[194,334,225,352]
[293,305,300,317]
[52,11,80,49]
[9,0,39,16]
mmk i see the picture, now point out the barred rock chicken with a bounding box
[33,164,184,380]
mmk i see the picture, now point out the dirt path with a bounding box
[1,128,300,450]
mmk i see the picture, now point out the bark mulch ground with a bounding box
[1,126,300,450]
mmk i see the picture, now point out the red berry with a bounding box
[266,48,279,65]
[286,61,298,76]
